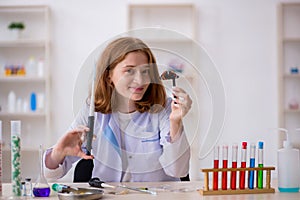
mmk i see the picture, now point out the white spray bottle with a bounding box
[277,128,300,192]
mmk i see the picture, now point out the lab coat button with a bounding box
[128,155,132,159]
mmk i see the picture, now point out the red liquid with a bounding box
[222,160,228,190]
[230,161,237,190]
[239,162,246,189]
[213,160,219,190]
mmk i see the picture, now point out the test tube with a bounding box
[239,142,247,189]
[230,144,238,190]
[11,120,21,196]
[213,145,219,190]
[222,145,228,190]
[248,143,256,189]
[257,141,264,189]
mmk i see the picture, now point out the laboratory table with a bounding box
[1,181,300,200]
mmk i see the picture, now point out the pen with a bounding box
[257,141,264,189]
[222,144,228,190]
[230,143,238,190]
[248,143,256,189]
[239,142,247,189]
[213,145,219,190]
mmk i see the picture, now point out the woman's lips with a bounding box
[130,86,144,93]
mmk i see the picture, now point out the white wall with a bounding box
[1,0,295,181]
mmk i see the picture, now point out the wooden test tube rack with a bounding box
[199,166,275,195]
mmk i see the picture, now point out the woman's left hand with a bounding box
[170,87,192,121]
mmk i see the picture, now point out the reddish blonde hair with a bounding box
[90,37,166,113]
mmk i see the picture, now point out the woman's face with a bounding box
[109,51,151,102]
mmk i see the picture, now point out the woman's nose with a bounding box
[133,71,143,84]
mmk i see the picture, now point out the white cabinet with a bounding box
[278,3,300,148]
[0,5,50,182]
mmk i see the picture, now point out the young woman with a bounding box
[44,37,192,182]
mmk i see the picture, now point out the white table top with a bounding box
[1,181,300,199]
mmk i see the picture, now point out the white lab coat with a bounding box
[44,98,190,182]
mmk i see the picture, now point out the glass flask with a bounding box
[33,145,50,197]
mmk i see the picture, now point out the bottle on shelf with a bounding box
[30,92,37,112]
[37,58,44,78]
[8,91,16,113]
[25,56,37,77]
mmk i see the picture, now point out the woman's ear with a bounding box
[107,76,113,86]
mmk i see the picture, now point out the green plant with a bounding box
[8,22,25,30]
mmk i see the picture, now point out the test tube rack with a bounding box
[198,166,275,195]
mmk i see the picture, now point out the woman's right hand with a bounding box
[46,126,94,169]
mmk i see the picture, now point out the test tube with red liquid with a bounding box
[230,144,238,190]
[239,142,247,189]
[213,145,219,190]
[222,145,228,190]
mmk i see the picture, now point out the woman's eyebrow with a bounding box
[123,65,135,68]
[123,64,150,68]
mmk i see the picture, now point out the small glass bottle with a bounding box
[33,145,50,197]
[25,178,32,196]
[21,182,26,196]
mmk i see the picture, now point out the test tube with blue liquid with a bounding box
[248,143,256,189]
[33,145,50,197]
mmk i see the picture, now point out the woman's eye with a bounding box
[126,69,134,74]
[142,69,150,75]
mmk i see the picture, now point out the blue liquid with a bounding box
[278,187,300,192]
[33,187,51,197]
[248,158,255,189]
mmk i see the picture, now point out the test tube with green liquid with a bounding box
[257,141,264,189]
[11,121,21,196]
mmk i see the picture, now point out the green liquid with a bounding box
[258,164,263,189]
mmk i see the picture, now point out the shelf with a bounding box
[283,37,300,42]
[0,76,45,82]
[284,109,300,113]
[0,5,48,13]
[0,4,50,184]
[0,112,46,117]
[284,74,300,78]
[278,3,300,149]
[0,39,47,47]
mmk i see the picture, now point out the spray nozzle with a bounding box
[276,128,292,149]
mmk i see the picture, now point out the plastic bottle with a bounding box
[277,128,300,192]
[8,91,16,113]
[30,92,37,112]
[37,58,44,78]
[26,56,36,76]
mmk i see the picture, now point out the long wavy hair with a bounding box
[88,37,166,113]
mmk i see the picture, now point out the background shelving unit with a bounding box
[0,5,50,182]
[278,3,300,149]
